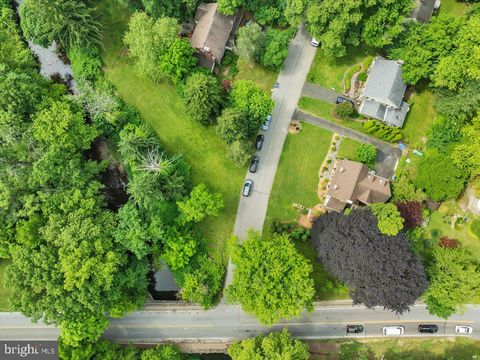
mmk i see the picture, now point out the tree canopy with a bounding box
[124,12,179,82]
[414,149,467,202]
[226,231,315,324]
[311,210,428,314]
[19,0,101,49]
[356,144,377,165]
[227,329,310,360]
[423,247,480,318]
[370,203,404,236]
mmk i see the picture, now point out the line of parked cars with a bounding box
[242,115,272,197]
[346,324,473,336]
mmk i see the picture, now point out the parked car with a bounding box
[383,326,405,336]
[249,156,259,173]
[242,179,253,197]
[455,325,473,334]
[418,324,438,333]
[336,96,355,107]
[346,325,364,334]
[255,135,264,150]
[310,37,320,47]
[262,115,272,131]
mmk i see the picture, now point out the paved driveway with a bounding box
[301,82,343,103]
[295,110,402,179]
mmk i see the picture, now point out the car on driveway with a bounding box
[383,326,404,336]
[255,135,264,150]
[262,115,272,131]
[346,325,364,334]
[310,37,319,47]
[249,156,259,173]
[418,324,438,333]
[336,96,355,107]
[242,179,253,197]
[455,325,473,334]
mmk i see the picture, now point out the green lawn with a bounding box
[337,137,361,162]
[403,87,437,147]
[425,200,480,260]
[236,58,277,92]
[263,123,349,300]
[97,0,245,263]
[438,0,470,17]
[264,122,332,229]
[298,97,366,133]
[0,260,12,311]
[308,338,480,360]
[307,46,375,91]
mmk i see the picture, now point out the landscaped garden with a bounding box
[97,0,246,262]
[307,46,375,92]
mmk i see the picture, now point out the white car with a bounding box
[383,326,405,336]
[262,115,272,131]
[455,325,473,334]
[310,37,319,47]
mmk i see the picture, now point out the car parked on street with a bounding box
[262,115,272,131]
[310,37,319,47]
[255,135,264,150]
[383,326,404,336]
[418,324,438,333]
[249,156,259,173]
[455,325,473,334]
[242,179,253,197]
[346,325,364,334]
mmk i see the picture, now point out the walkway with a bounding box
[223,25,318,287]
[295,110,402,179]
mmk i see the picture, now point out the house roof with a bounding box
[410,0,437,23]
[363,57,407,108]
[190,3,236,63]
[324,159,391,211]
[359,99,410,127]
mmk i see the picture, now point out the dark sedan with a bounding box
[249,156,259,173]
[418,324,438,333]
[255,135,264,150]
[346,325,364,334]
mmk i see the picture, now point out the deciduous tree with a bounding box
[423,247,480,318]
[216,107,249,143]
[370,203,404,236]
[395,201,423,229]
[311,210,428,314]
[226,231,315,324]
[124,12,179,82]
[261,28,295,70]
[177,183,224,224]
[159,39,197,85]
[235,22,266,62]
[227,329,310,360]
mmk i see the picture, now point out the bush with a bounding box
[68,45,101,81]
[227,139,252,166]
[357,71,368,82]
[335,102,356,119]
[356,144,377,164]
[362,119,403,142]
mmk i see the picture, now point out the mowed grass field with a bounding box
[264,122,332,229]
[403,87,438,147]
[97,0,245,263]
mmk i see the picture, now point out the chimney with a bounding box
[333,184,338,190]
[340,167,344,172]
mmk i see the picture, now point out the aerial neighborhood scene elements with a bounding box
[1,0,480,358]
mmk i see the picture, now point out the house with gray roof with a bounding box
[190,3,242,71]
[408,0,441,23]
[358,56,410,127]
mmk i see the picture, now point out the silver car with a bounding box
[262,115,272,131]
[242,179,253,197]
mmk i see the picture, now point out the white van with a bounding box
[310,37,320,47]
[383,326,405,336]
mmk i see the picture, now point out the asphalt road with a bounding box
[1,304,478,342]
[224,24,318,287]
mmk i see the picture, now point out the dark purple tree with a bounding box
[311,210,428,314]
[396,201,423,229]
